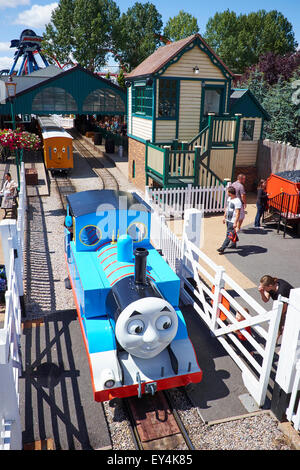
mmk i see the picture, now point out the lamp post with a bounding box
[5,77,20,190]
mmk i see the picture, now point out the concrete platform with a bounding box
[19,309,112,450]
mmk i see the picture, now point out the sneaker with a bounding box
[228,243,236,249]
[217,247,224,254]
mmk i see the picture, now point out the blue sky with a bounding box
[0,0,299,71]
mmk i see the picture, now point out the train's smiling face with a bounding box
[115,298,178,359]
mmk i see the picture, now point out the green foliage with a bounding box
[112,2,163,71]
[42,0,75,65]
[204,9,298,73]
[43,0,120,71]
[163,10,199,41]
[117,68,125,88]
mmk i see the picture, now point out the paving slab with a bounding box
[182,304,256,423]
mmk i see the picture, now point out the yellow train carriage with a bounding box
[38,116,73,173]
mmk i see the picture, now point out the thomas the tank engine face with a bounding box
[115,297,178,359]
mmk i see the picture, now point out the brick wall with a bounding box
[128,137,146,192]
[233,166,257,192]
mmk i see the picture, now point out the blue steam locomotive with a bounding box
[64,190,202,402]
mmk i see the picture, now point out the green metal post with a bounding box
[10,98,20,190]
[163,146,170,187]
[231,113,242,183]
[194,146,201,186]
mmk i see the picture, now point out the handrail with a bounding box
[268,192,300,216]
[187,125,209,151]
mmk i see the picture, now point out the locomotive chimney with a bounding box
[134,247,149,285]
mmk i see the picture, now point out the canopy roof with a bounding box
[66,190,151,218]
[0,65,126,116]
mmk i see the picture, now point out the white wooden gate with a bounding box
[179,234,283,407]
[274,288,300,430]
[149,206,284,408]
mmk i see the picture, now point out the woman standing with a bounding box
[254,179,268,228]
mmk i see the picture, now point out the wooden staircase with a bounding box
[146,114,241,188]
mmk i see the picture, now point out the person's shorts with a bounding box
[239,205,245,221]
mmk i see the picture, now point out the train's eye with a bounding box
[62,147,66,153]
[127,319,144,335]
[156,315,172,331]
[53,147,57,153]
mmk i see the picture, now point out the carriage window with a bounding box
[242,120,255,141]
[203,89,222,115]
[158,79,177,118]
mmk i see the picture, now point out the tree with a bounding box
[112,2,163,71]
[117,68,125,88]
[263,76,300,146]
[238,69,300,146]
[43,0,120,71]
[204,9,298,73]
[163,10,199,42]
[42,0,75,65]
[239,51,300,86]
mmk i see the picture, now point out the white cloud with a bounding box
[0,0,30,8]
[0,42,11,52]
[14,2,58,29]
[0,56,13,70]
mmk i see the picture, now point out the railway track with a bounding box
[52,133,194,451]
[124,389,195,450]
[51,130,120,210]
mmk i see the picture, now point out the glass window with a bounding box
[242,120,255,141]
[136,87,145,113]
[203,89,222,115]
[158,79,177,118]
[32,87,78,112]
[83,89,125,113]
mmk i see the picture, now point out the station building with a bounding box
[125,33,270,192]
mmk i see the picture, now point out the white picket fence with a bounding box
[274,288,300,431]
[149,205,287,409]
[145,183,228,218]
[52,114,74,129]
[0,163,26,450]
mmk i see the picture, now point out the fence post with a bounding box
[182,208,203,277]
[163,146,171,187]
[185,184,192,211]
[194,146,201,186]
[272,288,300,421]
[211,266,226,333]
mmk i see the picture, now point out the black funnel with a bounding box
[134,247,149,285]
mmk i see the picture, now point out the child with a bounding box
[217,186,241,254]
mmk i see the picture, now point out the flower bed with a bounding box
[0,128,41,151]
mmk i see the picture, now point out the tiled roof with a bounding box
[126,33,235,79]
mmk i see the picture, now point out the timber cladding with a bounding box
[128,137,147,191]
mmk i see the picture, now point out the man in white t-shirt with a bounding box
[217,186,241,254]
